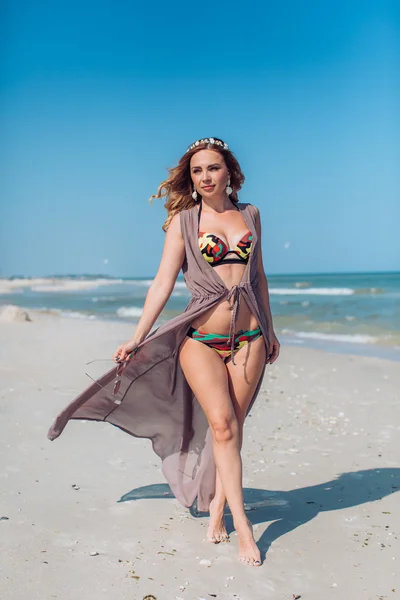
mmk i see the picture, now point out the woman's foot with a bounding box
[207,497,229,543]
[235,518,262,566]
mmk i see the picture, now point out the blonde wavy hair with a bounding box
[149,138,245,231]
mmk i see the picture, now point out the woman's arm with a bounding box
[129,213,185,345]
[254,206,280,364]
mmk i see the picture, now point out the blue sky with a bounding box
[1,0,399,277]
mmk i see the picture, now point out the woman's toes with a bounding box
[207,527,229,544]
[236,520,262,566]
[207,502,229,544]
[239,555,262,567]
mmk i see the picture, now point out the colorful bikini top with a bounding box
[197,200,253,267]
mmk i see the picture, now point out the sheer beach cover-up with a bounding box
[47,203,271,512]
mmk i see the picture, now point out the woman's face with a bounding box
[190,149,230,198]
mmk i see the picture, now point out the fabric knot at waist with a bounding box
[226,283,247,365]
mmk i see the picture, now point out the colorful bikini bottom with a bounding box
[187,326,262,360]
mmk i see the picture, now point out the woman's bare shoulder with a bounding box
[168,212,183,232]
[168,209,192,238]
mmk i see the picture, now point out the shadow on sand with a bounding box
[118,468,400,555]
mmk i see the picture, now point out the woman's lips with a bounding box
[202,185,215,191]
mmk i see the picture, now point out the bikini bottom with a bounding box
[187,325,262,361]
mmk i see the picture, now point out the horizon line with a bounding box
[1,270,399,280]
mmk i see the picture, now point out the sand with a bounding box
[0,309,399,600]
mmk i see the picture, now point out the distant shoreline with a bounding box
[2,270,400,280]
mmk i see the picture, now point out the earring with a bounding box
[226,179,233,195]
[192,189,198,201]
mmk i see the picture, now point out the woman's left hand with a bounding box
[266,332,280,364]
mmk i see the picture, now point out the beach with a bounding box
[1,308,399,600]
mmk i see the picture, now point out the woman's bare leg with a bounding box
[208,412,245,542]
[210,336,266,559]
[208,420,244,542]
[179,334,266,566]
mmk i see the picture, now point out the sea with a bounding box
[1,272,399,361]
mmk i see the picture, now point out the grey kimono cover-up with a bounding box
[48,202,271,512]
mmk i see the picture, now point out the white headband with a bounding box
[186,138,229,153]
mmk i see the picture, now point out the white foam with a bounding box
[0,277,145,294]
[270,287,355,296]
[116,306,143,318]
[174,281,187,289]
[91,296,117,302]
[282,329,377,344]
[59,310,97,320]
[126,279,186,291]
[130,279,154,287]
[294,281,311,288]
[0,277,50,290]
[31,279,123,292]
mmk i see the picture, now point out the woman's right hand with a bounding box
[112,339,140,363]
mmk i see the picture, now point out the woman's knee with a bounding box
[210,414,239,445]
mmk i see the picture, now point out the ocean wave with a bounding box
[279,300,312,306]
[294,281,311,288]
[36,308,97,320]
[0,288,23,295]
[122,280,187,291]
[91,296,118,302]
[116,306,144,318]
[128,279,154,287]
[353,287,384,294]
[30,279,123,292]
[59,310,97,320]
[0,277,49,289]
[281,329,377,344]
[171,291,188,297]
[270,287,355,296]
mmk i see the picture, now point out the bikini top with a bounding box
[197,200,253,267]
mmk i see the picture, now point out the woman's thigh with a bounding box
[225,334,267,423]
[178,333,266,428]
[178,337,236,428]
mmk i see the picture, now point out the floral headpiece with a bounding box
[186,137,229,153]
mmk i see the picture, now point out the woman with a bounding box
[48,137,280,567]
